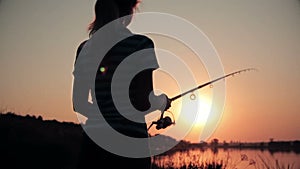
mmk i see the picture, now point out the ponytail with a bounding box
[88,0,140,37]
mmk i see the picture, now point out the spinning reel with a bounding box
[148,68,257,131]
[148,110,175,131]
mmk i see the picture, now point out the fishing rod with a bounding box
[170,68,257,102]
[148,68,257,131]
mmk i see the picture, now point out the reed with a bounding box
[151,153,295,169]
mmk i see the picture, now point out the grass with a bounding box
[151,162,223,169]
[151,153,296,169]
[254,154,295,169]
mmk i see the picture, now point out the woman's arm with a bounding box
[72,77,92,116]
[72,41,93,118]
[129,36,171,114]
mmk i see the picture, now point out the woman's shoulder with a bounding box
[76,40,88,54]
[132,34,154,44]
[125,34,155,49]
[75,40,88,62]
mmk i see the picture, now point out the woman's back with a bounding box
[82,30,159,138]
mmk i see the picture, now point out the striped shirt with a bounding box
[74,28,159,138]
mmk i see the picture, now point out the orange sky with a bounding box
[0,0,300,143]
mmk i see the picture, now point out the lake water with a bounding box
[152,148,300,169]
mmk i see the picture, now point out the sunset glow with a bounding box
[178,93,212,127]
[1,0,300,143]
[195,95,212,127]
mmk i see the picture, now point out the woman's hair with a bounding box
[88,0,140,36]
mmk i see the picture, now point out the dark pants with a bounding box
[77,131,151,169]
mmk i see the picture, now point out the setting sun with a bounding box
[195,94,212,127]
[176,91,212,127]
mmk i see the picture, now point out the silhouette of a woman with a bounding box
[73,0,171,168]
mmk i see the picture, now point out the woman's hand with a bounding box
[156,93,172,112]
[163,94,172,111]
[149,92,172,112]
